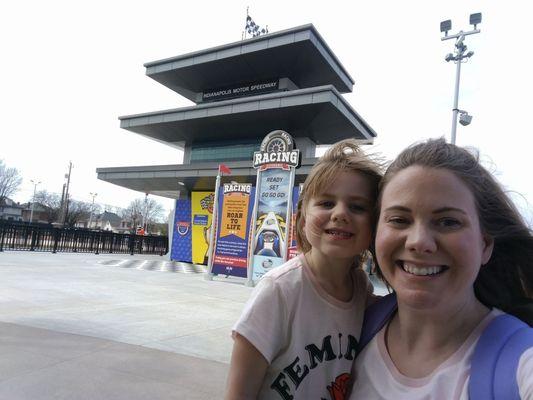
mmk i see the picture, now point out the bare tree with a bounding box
[102,204,122,215]
[0,160,23,202]
[121,199,143,231]
[122,197,165,233]
[88,202,102,224]
[64,200,92,227]
[144,198,165,226]
[34,190,62,223]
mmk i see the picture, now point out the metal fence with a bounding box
[0,221,168,255]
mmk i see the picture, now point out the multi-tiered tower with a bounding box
[97,24,377,266]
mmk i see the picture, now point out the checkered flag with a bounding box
[245,14,268,38]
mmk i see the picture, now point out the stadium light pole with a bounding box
[88,192,97,229]
[142,193,149,233]
[29,180,41,223]
[441,13,481,144]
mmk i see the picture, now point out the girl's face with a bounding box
[376,166,493,311]
[304,170,374,264]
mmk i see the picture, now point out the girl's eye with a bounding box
[317,201,334,208]
[349,204,366,213]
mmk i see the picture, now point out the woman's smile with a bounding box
[396,260,448,277]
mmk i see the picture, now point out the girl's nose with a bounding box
[405,223,437,253]
[331,203,349,223]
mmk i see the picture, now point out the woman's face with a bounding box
[375,166,493,311]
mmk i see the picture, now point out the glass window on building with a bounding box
[190,140,261,163]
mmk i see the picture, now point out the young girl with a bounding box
[350,138,533,399]
[224,139,383,400]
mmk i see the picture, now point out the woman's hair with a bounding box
[295,139,384,267]
[377,137,533,324]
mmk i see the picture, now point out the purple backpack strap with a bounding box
[469,313,533,400]
[358,293,397,353]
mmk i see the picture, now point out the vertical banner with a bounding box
[252,169,291,278]
[191,192,215,265]
[286,185,301,260]
[170,199,192,263]
[249,130,300,284]
[212,183,255,277]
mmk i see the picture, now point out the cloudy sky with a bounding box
[1,0,532,223]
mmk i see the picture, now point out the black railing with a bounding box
[0,221,168,255]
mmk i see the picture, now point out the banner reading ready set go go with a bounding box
[249,130,300,284]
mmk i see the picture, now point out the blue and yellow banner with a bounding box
[171,199,192,263]
[212,183,255,277]
[191,191,215,265]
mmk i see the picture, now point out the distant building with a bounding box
[87,211,124,232]
[0,198,24,221]
[21,202,51,224]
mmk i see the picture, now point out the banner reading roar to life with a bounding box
[212,183,255,278]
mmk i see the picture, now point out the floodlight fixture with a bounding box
[458,111,473,126]
[445,53,455,62]
[470,13,482,29]
[440,19,452,35]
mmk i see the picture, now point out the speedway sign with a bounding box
[252,130,300,170]
[253,151,299,169]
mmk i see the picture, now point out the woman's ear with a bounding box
[481,234,494,266]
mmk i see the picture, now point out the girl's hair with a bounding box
[378,138,533,324]
[295,139,384,267]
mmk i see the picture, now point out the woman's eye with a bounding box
[386,216,409,226]
[437,217,461,228]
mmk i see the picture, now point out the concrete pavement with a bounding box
[0,251,387,399]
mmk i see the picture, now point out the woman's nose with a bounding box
[405,223,437,253]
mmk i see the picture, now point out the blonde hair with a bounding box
[295,139,384,264]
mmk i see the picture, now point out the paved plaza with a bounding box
[0,251,387,399]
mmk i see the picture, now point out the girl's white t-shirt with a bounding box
[233,255,372,400]
[350,309,533,399]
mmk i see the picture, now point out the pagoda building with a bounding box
[97,24,377,270]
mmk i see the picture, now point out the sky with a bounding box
[1,0,532,224]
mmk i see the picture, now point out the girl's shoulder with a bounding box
[255,256,310,302]
[261,255,305,282]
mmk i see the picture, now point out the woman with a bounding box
[350,138,533,399]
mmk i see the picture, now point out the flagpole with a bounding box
[205,168,221,280]
[244,6,249,39]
